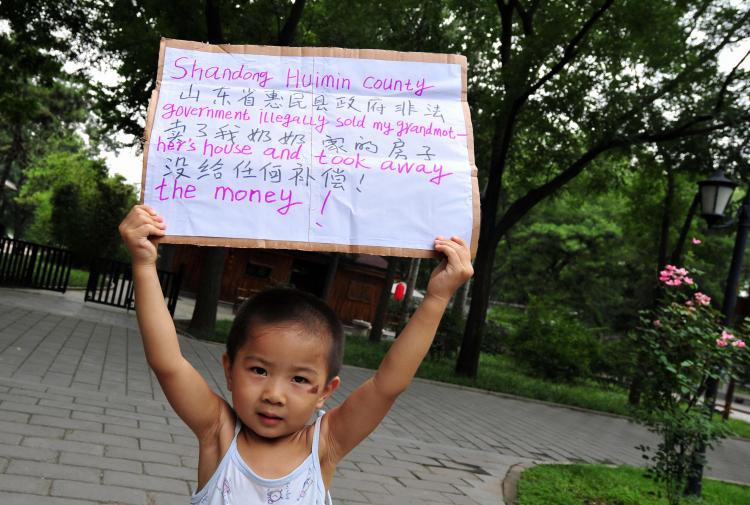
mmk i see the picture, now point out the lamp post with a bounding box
[686,170,743,496]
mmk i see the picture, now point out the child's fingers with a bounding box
[449,235,466,247]
[435,237,474,278]
[135,204,165,224]
[434,239,461,265]
[139,204,159,216]
[137,222,166,238]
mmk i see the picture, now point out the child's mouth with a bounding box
[258,412,283,426]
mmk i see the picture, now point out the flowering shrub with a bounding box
[633,264,748,504]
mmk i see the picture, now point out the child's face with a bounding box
[222,321,339,439]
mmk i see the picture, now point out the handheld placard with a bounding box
[142,39,479,258]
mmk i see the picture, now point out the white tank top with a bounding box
[191,412,333,505]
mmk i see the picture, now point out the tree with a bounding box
[16,140,137,264]
[451,0,750,377]
[0,30,89,236]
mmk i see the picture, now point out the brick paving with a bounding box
[0,287,748,504]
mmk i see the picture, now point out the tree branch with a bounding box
[523,0,615,100]
[493,140,620,242]
[277,0,306,46]
[496,0,514,67]
[715,47,750,113]
[634,114,749,144]
[513,0,533,36]
[492,111,750,244]
[615,9,750,128]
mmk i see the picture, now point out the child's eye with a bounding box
[291,376,309,384]
[249,367,267,376]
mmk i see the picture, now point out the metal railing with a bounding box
[85,258,182,316]
[0,237,72,292]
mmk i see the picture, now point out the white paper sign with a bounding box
[142,40,478,257]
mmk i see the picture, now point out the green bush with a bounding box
[509,298,600,382]
[430,309,464,359]
[592,335,636,386]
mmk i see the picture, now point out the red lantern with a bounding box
[393,281,407,301]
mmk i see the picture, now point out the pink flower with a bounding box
[659,265,692,287]
[721,330,735,341]
[736,341,746,348]
[694,292,711,306]
[685,300,694,307]
[692,238,702,245]
[653,319,662,328]
[717,338,728,347]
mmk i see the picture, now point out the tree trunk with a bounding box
[669,192,700,266]
[205,0,223,43]
[370,258,397,342]
[722,378,736,420]
[189,247,228,335]
[186,0,226,335]
[657,164,674,271]
[397,258,421,329]
[277,0,306,45]
[157,243,176,272]
[451,279,470,320]
[455,228,497,376]
[630,164,675,405]
[0,127,23,229]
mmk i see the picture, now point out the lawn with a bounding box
[191,321,750,440]
[67,267,89,288]
[517,464,750,505]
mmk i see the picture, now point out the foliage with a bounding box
[430,309,465,359]
[192,323,750,438]
[0,30,91,236]
[592,336,637,387]
[454,0,750,377]
[344,335,632,416]
[633,265,749,504]
[518,464,750,505]
[508,298,601,382]
[15,142,137,265]
[493,181,632,328]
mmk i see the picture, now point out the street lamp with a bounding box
[698,170,738,226]
[686,170,745,496]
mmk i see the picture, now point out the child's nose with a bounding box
[261,379,285,405]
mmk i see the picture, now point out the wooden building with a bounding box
[170,245,389,323]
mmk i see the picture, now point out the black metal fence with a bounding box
[0,237,72,292]
[85,258,182,316]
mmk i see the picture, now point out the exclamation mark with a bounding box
[315,190,332,228]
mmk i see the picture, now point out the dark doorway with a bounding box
[289,258,327,298]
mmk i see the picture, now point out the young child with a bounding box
[119,204,473,504]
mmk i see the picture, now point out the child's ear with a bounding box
[222,353,233,391]
[316,376,340,409]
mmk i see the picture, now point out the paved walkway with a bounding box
[0,288,748,505]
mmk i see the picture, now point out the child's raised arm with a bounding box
[322,236,473,464]
[119,205,227,439]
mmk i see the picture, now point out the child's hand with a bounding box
[426,236,474,302]
[119,204,166,266]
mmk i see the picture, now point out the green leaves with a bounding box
[633,265,749,503]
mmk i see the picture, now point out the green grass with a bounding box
[345,335,634,415]
[176,318,233,343]
[517,464,750,505]
[726,418,750,439]
[189,323,750,440]
[67,267,89,288]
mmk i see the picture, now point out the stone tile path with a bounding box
[0,288,748,504]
